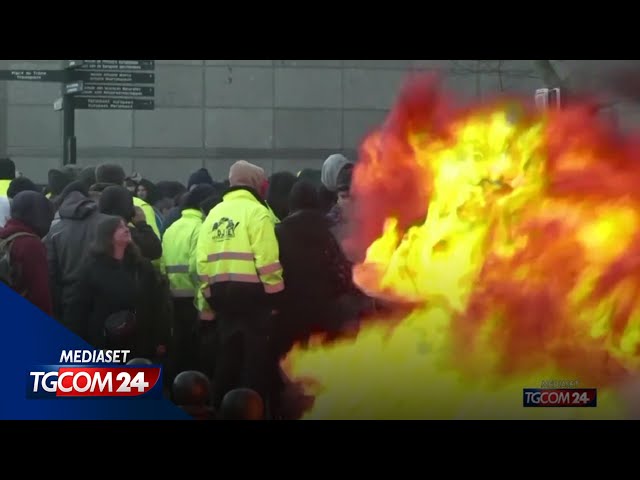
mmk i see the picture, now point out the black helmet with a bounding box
[219,388,264,420]
[172,371,213,407]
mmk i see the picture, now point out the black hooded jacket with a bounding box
[275,209,353,313]
[44,191,111,321]
[65,251,171,358]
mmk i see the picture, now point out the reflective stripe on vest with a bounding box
[162,208,203,296]
[166,265,189,274]
[196,188,284,296]
[265,282,284,293]
[205,253,281,276]
[207,252,254,262]
[257,262,282,276]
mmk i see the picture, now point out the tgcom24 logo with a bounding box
[26,349,163,399]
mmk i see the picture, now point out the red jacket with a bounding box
[0,219,53,316]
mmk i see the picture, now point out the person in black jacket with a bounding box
[44,182,111,323]
[98,185,162,261]
[273,180,355,357]
[7,177,39,199]
[65,215,171,361]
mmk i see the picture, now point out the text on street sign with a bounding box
[70,71,155,84]
[74,97,155,110]
[79,84,154,97]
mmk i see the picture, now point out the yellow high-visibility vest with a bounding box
[133,196,160,238]
[196,188,284,308]
[162,208,203,298]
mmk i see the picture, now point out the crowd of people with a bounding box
[0,154,376,420]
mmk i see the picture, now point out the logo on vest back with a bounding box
[212,217,240,240]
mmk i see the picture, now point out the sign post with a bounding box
[62,61,84,165]
[0,60,156,166]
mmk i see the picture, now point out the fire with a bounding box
[284,74,640,419]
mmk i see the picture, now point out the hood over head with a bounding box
[7,177,38,199]
[58,190,98,220]
[321,154,353,192]
[267,171,298,221]
[78,166,97,190]
[187,168,214,190]
[98,185,135,222]
[228,160,266,193]
[48,168,75,196]
[95,163,126,186]
[10,191,54,238]
[58,180,89,201]
[289,180,320,213]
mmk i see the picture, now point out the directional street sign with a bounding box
[74,97,155,110]
[79,84,154,97]
[72,60,155,72]
[0,59,157,165]
[69,71,155,84]
[0,69,65,82]
[65,81,84,94]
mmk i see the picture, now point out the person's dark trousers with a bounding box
[197,319,218,381]
[171,297,199,381]
[212,308,272,412]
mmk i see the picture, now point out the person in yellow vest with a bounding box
[196,160,284,408]
[162,184,217,379]
[0,158,16,228]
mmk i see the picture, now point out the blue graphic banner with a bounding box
[0,284,191,419]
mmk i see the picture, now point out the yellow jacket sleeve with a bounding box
[195,217,215,319]
[248,210,284,294]
[133,196,160,238]
[190,223,212,319]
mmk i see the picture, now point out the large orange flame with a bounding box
[284,74,640,419]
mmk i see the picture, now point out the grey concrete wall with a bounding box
[2,60,633,185]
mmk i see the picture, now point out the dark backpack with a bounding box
[0,232,38,295]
